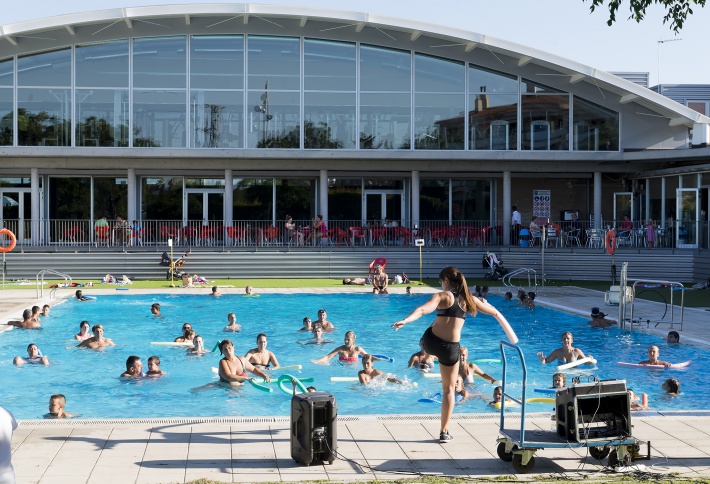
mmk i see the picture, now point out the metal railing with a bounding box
[36,269,72,299]
[625,279,685,331]
[502,268,538,288]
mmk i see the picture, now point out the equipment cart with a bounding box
[496,341,640,474]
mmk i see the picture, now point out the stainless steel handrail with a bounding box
[36,269,72,299]
[502,268,538,288]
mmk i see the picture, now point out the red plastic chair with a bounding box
[198,226,214,246]
[262,226,280,245]
[371,227,387,246]
[368,257,387,278]
[160,225,179,244]
[393,226,412,246]
[328,227,351,247]
[226,226,245,246]
[349,226,367,246]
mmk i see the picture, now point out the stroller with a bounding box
[482,251,508,280]
[160,251,189,281]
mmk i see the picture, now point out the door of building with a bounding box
[0,189,31,243]
[676,188,699,248]
[613,192,634,227]
[363,190,403,226]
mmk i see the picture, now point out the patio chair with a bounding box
[349,226,368,246]
[225,226,245,246]
[95,226,110,247]
[368,257,387,278]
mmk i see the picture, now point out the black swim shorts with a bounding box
[420,326,460,367]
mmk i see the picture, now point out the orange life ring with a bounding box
[0,228,17,253]
[605,229,616,255]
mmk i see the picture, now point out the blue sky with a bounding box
[4,0,708,85]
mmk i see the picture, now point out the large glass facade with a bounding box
[276,179,315,221]
[328,179,362,220]
[142,177,184,220]
[93,178,128,219]
[0,34,618,151]
[49,177,90,219]
[233,178,274,220]
[420,179,449,220]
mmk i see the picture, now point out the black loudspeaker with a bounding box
[556,380,631,443]
[291,391,337,466]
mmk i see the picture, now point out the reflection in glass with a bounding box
[48,177,91,219]
[93,178,128,219]
[190,35,244,90]
[0,58,13,87]
[76,41,129,88]
[469,94,517,150]
[304,92,355,149]
[469,66,517,93]
[573,97,619,151]
[360,45,411,92]
[360,93,411,149]
[452,180,490,221]
[521,94,569,150]
[415,54,464,93]
[276,179,314,221]
[0,88,12,146]
[75,89,129,147]
[248,36,300,91]
[190,90,243,148]
[142,177,184,220]
[304,39,355,91]
[133,90,186,148]
[521,79,564,94]
[18,49,71,87]
[247,90,299,148]
[420,179,449,221]
[18,88,71,146]
[233,178,273,220]
[133,37,186,89]
[328,178,362,221]
[414,93,464,150]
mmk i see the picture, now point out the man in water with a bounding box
[150,303,162,317]
[224,312,241,332]
[667,331,680,344]
[211,286,222,296]
[587,307,617,328]
[13,343,49,366]
[6,309,40,329]
[120,356,144,378]
[75,289,90,301]
[315,309,335,331]
[77,324,116,349]
[245,285,254,295]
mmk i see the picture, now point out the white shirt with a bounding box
[512,210,521,226]
[0,406,17,484]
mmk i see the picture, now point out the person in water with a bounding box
[553,372,566,388]
[314,330,368,364]
[13,343,49,366]
[358,354,401,384]
[662,378,680,395]
[75,320,92,341]
[150,303,162,317]
[174,323,195,343]
[638,345,671,367]
[391,266,517,443]
[300,325,334,345]
[315,309,335,331]
[408,347,435,371]
[224,312,241,332]
[75,290,91,301]
[77,324,115,349]
[188,335,207,355]
[40,305,51,317]
[217,339,270,386]
[298,317,312,333]
[120,356,144,378]
[537,332,593,365]
[6,309,40,329]
[45,394,75,418]
[244,333,280,369]
[459,346,497,384]
[146,356,166,376]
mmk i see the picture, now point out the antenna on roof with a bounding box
[657,38,682,94]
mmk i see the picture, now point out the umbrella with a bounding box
[2,196,18,207]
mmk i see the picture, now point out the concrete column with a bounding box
[645,179,650,223]
[661,177,666,228]
[319,170,328,223]
[593,171,602,229]
[411,170,420,228]
[503,171,511,245]
[31,168,40,244]
[224,170,233,226]
[127,168,136,224]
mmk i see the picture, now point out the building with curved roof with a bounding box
[0,4,707,250]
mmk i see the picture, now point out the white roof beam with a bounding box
[518,56,532,67]
[243,14,249,24]
[620,94,638,104]
[411,30,421,41]
[65,25,75,36]
[185,15,190,25]
[570,74,585,84]
[669,117,689,127]
[355,22,365,32]
[300,16,308,27]
[3,35,16,46]
[125,18,133,29]
[465,42,475,52]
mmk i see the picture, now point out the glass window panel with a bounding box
[573,97,619,151]
[468,94,517,150]
[304,92,356,149]
[133,37,186,89]
[304,39,355,91]
[248,36,300,91]
[93,178,128,219]
[233,178,273,220]
[415,54,464,92]
[414,93,464,150]
[185,178,225,188]
[49,177,90,219]
[0,88,13,146]
[521,79,564,94]
[420,179,448,221]
[18,49,71,86]
[0,58,13,87]
[469,65,517,93]
[76,41,129,88]
[360,45,411,92]
[0,178,31,188]
[521,94,569,150]
[452,180,490,221]
[360,93,411,149]
[190,35,244,90]
[246,90,299,148]
[133,90,186,148]
[142,177,184,220]
[18,88,71,146]
[276,179,315,221]
[328,178,362,221]
[76,89,129,147]
[190,90,243,148]
[365,179,403,189]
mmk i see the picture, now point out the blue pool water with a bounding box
[0,292,703,419]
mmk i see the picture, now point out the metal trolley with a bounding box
[496,341,640,474]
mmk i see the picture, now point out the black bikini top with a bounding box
[436,291,467,319]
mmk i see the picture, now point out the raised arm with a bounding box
[472,297,518,344]
[391,292,446,330]
[313,345,344,364]
[537,348,560,364]
[471,363,498,384]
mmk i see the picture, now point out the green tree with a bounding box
[586,0,706,32]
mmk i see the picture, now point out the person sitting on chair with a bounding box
[372,265,388,295]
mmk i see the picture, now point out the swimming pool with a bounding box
[0,292,703,419]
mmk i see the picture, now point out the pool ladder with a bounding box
[502,268,538,288]
[36,269,72,299]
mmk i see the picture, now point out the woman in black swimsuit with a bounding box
[392,266,517,443]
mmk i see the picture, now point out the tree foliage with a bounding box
[586,0,706,32]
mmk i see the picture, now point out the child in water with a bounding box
[46,394,75,418]
[146,356,166,376]
[358,354,401,384]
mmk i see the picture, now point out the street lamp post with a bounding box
[253,81,273,143]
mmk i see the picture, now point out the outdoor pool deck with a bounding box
[3,285,710,483]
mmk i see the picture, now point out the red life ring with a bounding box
[605,229,616,255]
[0,228,17,253]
